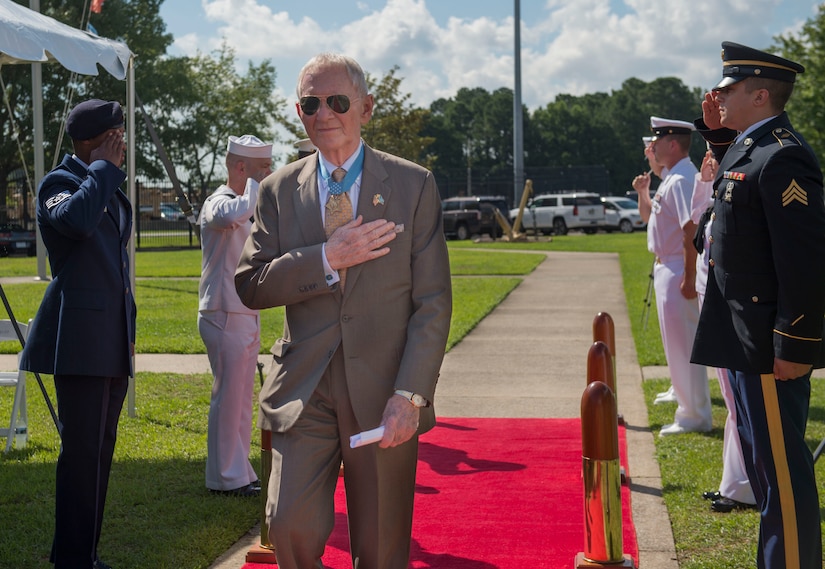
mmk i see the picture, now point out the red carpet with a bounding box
[243,418,638,568]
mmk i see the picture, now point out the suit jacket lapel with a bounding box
[294,155,326,246]
[345,146,392,293]
[356,147,391,222]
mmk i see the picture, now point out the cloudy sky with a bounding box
[159,0,818,112]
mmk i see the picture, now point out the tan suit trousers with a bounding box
[266,347,419,569]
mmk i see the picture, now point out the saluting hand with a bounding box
[701,92,723,131]
[89,131,126,169]
[700,151,718,183]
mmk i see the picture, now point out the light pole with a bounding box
[513,0,525,207]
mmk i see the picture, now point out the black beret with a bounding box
[65,99,124,141]
[715,41,804,89]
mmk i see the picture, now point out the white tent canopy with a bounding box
[0,0,137,415]
[0,0,131,78]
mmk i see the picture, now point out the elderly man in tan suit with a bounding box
[235,53,452,569]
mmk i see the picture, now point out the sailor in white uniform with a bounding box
[198,134,272,495]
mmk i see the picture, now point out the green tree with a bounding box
[0,0,172,224]
[141,42,287,204]
[362,66,435,169]
[774,3,825,162]
[423,87,527,182]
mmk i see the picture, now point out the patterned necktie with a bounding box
[324,168,351,290]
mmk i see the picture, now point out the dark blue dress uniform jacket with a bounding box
[20,154,136,378]
[691,113,825,373]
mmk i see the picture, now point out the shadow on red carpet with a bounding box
[242,417,638,568]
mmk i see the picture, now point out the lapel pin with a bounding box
[373,194,384,206]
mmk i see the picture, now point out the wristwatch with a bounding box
[394,389,429,408]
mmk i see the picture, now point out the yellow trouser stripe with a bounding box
[760,373,800,569]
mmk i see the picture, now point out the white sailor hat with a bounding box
[227,134,272,158]
[294,138,317,154]
[650,116,695,139]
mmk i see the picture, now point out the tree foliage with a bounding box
[1,0,292,219]
[142,42,287,204]
[425,77,704,199]
[774,3,825,161]
[362,66,435,169]
[0,0,172,223]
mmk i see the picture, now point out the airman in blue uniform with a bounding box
[21,99,134,569]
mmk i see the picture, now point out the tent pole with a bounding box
[127,56,136,418]
[30,0,47,280]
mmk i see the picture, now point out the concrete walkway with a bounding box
[0,251,679,568]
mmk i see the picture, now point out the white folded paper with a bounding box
[349,426,385,448]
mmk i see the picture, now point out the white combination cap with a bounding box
[650,116,695,139]
[227,134,272,158]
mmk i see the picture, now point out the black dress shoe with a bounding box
[711,497,756,513]
[702,490,722,501]
[209,483,261,497]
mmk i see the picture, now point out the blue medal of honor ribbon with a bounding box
[320,145,365,196]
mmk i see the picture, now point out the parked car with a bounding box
[158,202,186,221]
[0,223,36,257]
[441,196,507,240]
[601,196,646,233]
[510,192,605,235]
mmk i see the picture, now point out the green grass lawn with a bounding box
[2,233,823,567]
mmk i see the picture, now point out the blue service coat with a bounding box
[21,154,136,378]
[691,113,825,373]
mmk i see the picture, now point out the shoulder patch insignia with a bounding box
[44,191,72,210]
[782,180,808,207]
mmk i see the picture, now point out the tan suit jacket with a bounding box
[235,144,452,434]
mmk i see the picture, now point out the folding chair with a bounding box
[0,319,29,452]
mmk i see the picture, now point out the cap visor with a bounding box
[713,75,745,90]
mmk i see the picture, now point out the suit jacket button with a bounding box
[708,259,715,267]
[708,235,714,244]
[710,212,716,221]
[752,296,759,303]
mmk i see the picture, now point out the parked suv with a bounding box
[442,196,507,240]
[510,192,605,235]
[601,196,646,233]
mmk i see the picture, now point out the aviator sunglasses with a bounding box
[299,94,357,115]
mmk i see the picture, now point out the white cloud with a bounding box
[172,0,813,113]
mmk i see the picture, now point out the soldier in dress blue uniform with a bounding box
[691,42,825,569]
[21,99,133,569]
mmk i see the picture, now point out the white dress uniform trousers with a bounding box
[198,179,261,491]
[648,158,711,432]
[692,175,754,503]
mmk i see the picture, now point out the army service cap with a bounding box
[715,41,804,89]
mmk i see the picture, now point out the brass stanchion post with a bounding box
[575,381,635,568]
